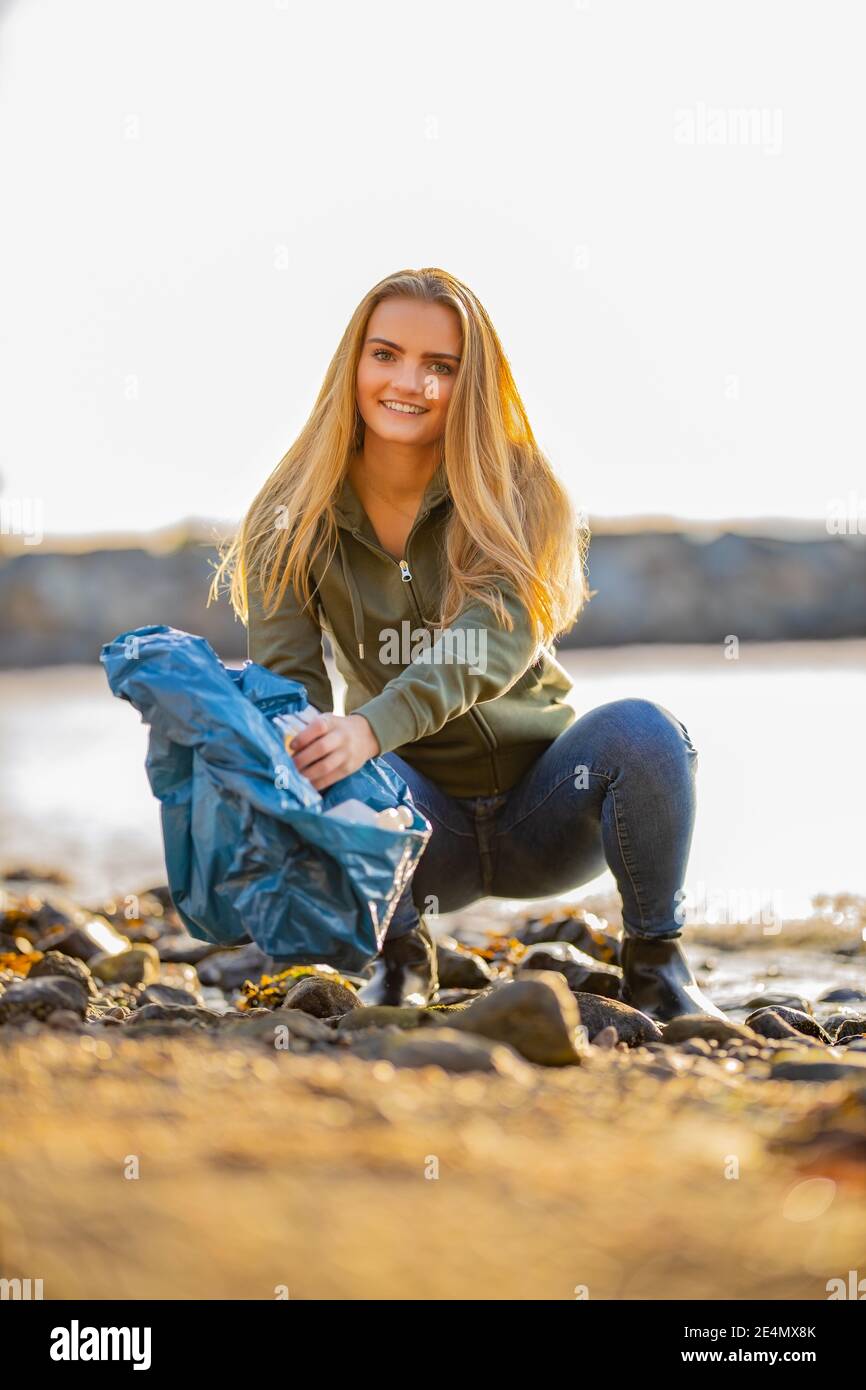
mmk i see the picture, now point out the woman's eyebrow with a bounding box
[366,336,461,362]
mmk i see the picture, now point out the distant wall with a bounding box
[0,533,864,667]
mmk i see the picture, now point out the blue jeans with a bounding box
[381,698,699,944]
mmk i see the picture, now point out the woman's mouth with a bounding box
[379,400,428,416]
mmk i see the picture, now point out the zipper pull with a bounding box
[399,559,412,582]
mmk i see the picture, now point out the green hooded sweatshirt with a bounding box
[245,461,577,798]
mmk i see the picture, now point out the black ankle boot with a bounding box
[357,917,438,1008]
[620,936,726,1022]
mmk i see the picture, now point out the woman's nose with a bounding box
[390,362,427,394]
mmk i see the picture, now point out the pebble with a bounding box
[0,975,89,1023]
[338,1006,441,1033]
[451,973,588,1066]
[348,1026,535,1080]
[743,992,813,1014]
[282,975,361,1019]
[197,943,269,991]
[745,1008,830,1044]
[434,942,494,990]
[29,950,99,998]
[517,941,623,999]
[817,987,866,1004]
[89,945,160,987]
[138,983,202,1009]
[571,992,663,1047]
[662,1015,759,1047]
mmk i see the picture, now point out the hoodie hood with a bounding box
[332,461,452,660]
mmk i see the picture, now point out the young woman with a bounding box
[213,268,724,1023]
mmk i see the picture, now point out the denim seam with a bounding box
[494,770,609,836]
[609,781,647,933]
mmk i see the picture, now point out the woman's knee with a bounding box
[578,697,697,769]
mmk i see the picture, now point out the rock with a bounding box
[282,975,360,1019]
[153,935,221,966]
[348,1026,535,1080]
[1,865,71,886]
[820,1009,864,1034]
[89,945,160,986]
[155,963,203,1000]
[834,1018,866,1044]
[770,1052,866,1083]
[33,924,105,961]
[124,1003,223,1029]
[119,920,162,945]
[45,1009,84,1030]
[222,1008,335,1044]
[39,914,131,961]
[29,950,99,998]
[662,1015,760,1046]
[434,942,494,990]
[516,910,621,964]
[338,1006,442,1033]
[740,1010,805,1043]
[452,973,587,1066]
[433,988,491,1008]
[572,992,663,1047]
[745,1007,832,1044]
[641,1053,699,1080]
[0,975,89,1023]
[817,987,866,1004]
[199,986,232,1015]
[197,943,269,990]
[593,1025,618,1050]
[742,992,814,1015]
[135,884,176,911]
[0,931,25,958]
[137,983,202,1009]
[517,942,622,999]
[678,1038,715,1057]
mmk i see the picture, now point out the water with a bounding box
[0,642,863,912]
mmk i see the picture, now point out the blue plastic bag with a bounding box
[100,625,431,971]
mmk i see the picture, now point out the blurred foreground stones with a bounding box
[2,870,866,1299]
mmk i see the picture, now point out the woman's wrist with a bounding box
[348,713,381,760]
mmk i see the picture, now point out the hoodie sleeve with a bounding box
[351,583,540,756]
[246,570,335,715]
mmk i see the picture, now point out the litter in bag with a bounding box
[99,625,431,971]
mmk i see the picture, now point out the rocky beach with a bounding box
[2,869,865,1301]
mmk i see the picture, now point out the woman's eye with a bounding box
[371,348,451,374]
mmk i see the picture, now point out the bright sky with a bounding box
[1,0,863,537]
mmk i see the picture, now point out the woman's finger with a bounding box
[306,751,348,790]
[289,714,333,754]
[291,729,341,773]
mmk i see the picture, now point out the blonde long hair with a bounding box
[209,267,590,644]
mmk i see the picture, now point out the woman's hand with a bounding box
[288,712,381,791]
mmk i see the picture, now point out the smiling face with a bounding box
[355,296,463,448]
